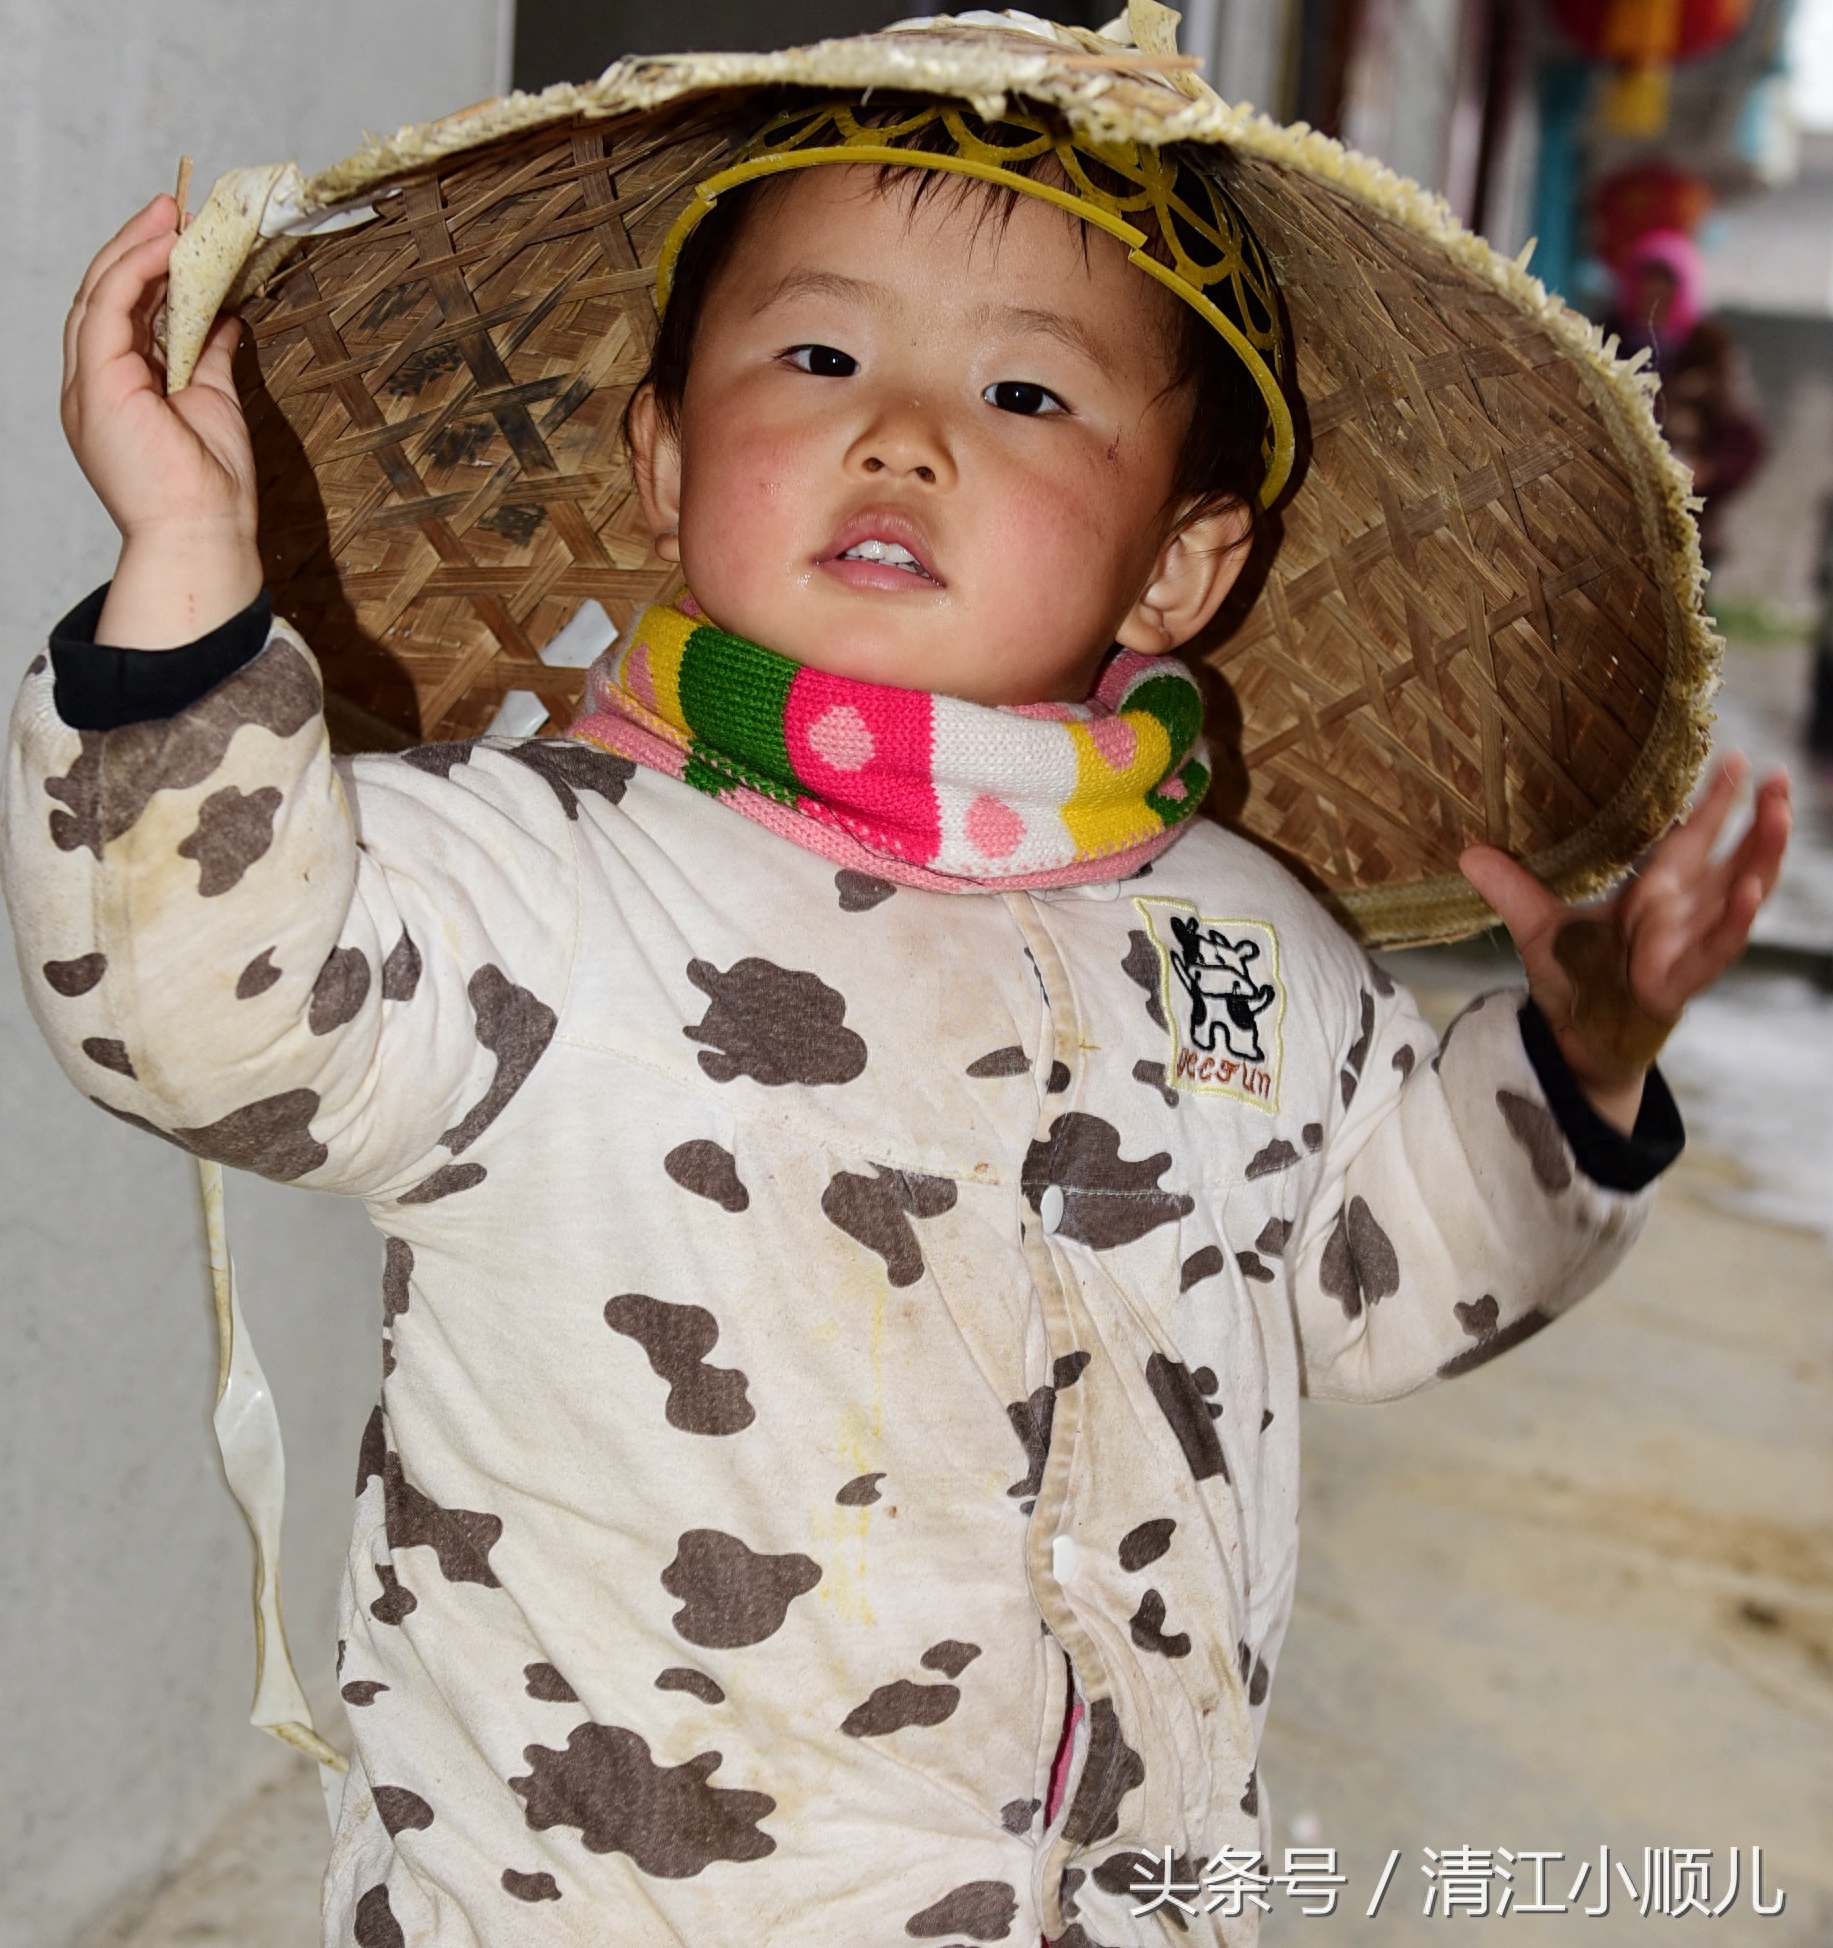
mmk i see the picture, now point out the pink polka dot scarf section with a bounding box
[568,598,1212,892]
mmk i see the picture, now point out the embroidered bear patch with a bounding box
[1132,899,1284,1111]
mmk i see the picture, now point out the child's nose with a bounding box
[848,396,956,489]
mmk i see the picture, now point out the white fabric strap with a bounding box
[199,1159,348,1832]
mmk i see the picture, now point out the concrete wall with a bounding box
[0,7,506,1945]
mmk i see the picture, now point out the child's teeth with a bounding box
[843,539,919,566]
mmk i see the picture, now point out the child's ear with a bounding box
[1114,499,1254,655]
[627,384,683,565]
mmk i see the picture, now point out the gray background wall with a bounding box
[0,7,507,1944]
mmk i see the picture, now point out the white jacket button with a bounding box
[1040,1184,1066,1233]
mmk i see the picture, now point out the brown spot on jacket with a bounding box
[1132,1058,1178,1107]
[684,957,866,1086]
[822,1165,957,1286]
[380,931,421,1002]
[1121,931,1168,1030]
[83,1038,135,1077]
[906,1880,1019,1939]
[525,1662,578,1703]
[1438,1305,1555,1377]
[663,1139,748,1212]
[1127,1589,1191,1658]
[93,1087,328,1181]
[44,638,319,858]
[1117,1518,1175,1571]
[383,1453,502,1586]
[382,1239,412,1325]
[1345,990,1375,1077]
[341,1680,387,1706]
[353,1883,404,1948]
[177,784,282,896]
[841,1678,960,1737]
[236,948,281,998]
[966,1044,1030,1078]
[1022,1113,1191,1249]
[836,869,895,911]
[501,1869,561,1902]
[604,1294,754,1436]
[398,1162,487,1204]
[661,1530,821,1647]
[370,1562,416,1625]
[1145,1355,1228,1481]
[836,1472,884,1506]
[1319,1197,1401,1318]
[440,966,557,1153]
[42,953,106,997]
[1245,1138,1299,1179]
[1179,1245,1224,1291]
[373,1786,434,1835]
[356,1406,386,1495]
[1001,1798,1040,1834]
[1005,1385,1054,1501]
[1497,1089,1574,1192]
[193,1092,326,1178]
[398,742,475,779]
[309,945,370,1035]
[1061,1699,1145,1845]
[504,740,633,818]
[509,1722,775,1875]
[656,1667,725,1704]
[1455,1294,1500,1339]
[920,1640,981,1678]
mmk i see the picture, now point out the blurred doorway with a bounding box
[513,0,1120,84]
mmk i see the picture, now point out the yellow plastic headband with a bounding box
[655,102,1296,509]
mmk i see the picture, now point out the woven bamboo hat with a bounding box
[165,1,1717,946]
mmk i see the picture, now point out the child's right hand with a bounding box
[62,195,263,648]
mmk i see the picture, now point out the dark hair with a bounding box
[633,112,1273,531]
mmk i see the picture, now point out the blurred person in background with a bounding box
[1611,228,1767,568]
[1811,497,1833,758]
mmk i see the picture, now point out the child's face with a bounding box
[629,166,1249,705]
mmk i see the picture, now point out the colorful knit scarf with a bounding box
[568,598,1211,892]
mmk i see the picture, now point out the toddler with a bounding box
[7,77,1789,1948]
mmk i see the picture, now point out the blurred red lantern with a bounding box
[1548,0,1753,131]
[1593,161,1713,265]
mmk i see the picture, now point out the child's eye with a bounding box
[785,344,858,377]
[983,381,1067,416]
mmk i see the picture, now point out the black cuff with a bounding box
[49,585,273,731]
[1517,998,1684,1193]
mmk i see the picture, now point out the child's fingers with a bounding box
[1674,767,1794,923]
[70,196,177,312]
[1649,752,1749,883]
[64,198,178,375]
[69,231,178,396]
[187,313,244,397]
[1656,871,1766,1009]
[1458,843,1565,950]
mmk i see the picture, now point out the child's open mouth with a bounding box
[817,515,944,591]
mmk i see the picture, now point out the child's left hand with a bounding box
[1459,755,1792,1133]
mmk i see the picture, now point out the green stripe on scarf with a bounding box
[677,622,799,804]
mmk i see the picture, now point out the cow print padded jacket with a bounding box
[4,608,1681,1948]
